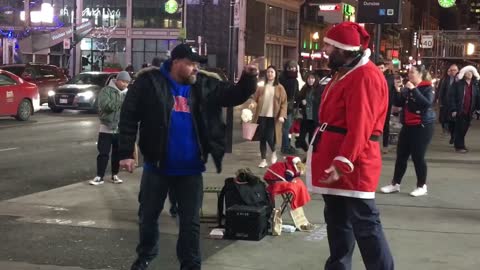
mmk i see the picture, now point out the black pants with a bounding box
[136,170,203,270]
[258,116,276,159]
[393,123,434,187]
[383,105,392,148]
[96,132,119,178]
[448,120,456,142]
[297,119,315,151]
[454,114,472,150]
[323,195,394,270]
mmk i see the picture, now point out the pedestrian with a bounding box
[118,44,258,270]
[437,64,459,141]
[448,65,480,153]
[295,72,318,151]
[151,57,164,68]
[376,60,396,153]
[279,60,299,154]
[125,63,134,73]
[381,65,436,197]
[249,65,287,168]
[89,71,132,186]
[307,22,394,270]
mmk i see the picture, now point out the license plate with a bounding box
[59,98,68,104]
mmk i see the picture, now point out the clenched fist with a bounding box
[120,159,136,173]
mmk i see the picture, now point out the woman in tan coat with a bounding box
[251,65,288,168]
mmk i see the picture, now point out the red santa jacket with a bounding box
[306,50,388,199]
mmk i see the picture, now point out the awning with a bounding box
[19,20,94,53]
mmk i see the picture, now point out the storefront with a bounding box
[1,0,183,73]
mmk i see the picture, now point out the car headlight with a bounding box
[48,90,55,96]
[78,90,94,100]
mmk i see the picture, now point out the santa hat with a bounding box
[324,22,370,51]
[457,65,480,80]
[285,156,302,175]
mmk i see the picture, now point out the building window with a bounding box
[284,10,298,38]
[266,44,282,68]
[133,0,182,28]
[266,5,282,35]
[0,0,75,27]
[80,38,126,71]
[132,39,180,71]
[82,0,127,27]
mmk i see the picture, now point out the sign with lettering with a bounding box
[357,0,402,24]
[421,35,434,48]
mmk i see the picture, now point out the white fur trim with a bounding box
[337,49,372,82]
[307,186,375,199]
[333,156,354,173]
[457,65,480,80]
[324,37,361,51]
[292,157,301,164]
[267,168,287,182]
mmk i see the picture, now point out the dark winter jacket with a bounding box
[394,82,436,125]
[437,75,456,107]
[448,79,480,115]
[279,65,299,114]
[384,72,396,107]
[118,65,257,173]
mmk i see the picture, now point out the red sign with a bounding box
[319,4,341,11]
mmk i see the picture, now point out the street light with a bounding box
[467,43,475,55]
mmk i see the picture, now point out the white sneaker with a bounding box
[258,159,268,168]
[89,176,104,186]
[271,151,278,164]
[111,175,123,184]
[410,185,427,197]
[380,183,400,194]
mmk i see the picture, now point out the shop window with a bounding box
[133,0,182,28]
[132,39,179,71]
[82,0,127,27]
[266,44,282,69]
[80,38,126,71]
[284,10,298,38]
[266,5,282,36]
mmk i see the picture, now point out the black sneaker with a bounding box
[130,259,149,270]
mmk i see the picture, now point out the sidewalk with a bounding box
[0,122,480,270]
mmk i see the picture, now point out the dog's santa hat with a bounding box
[324,22,370,51]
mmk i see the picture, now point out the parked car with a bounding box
[0,69,40,121]
[48,72,118,113]
[0,63,69,105]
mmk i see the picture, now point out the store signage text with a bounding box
[319,4,340,11]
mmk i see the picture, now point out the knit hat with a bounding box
[116,71,132,82]
[324,22,370,51]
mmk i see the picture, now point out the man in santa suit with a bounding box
[306,22,394,270]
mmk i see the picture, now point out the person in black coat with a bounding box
[381,65,436,197]
[279,60,299,154]
[376,61,397,153]
[448,65,480,153]
[437,64,459,140]
[119,44,258,270]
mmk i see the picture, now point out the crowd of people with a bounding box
[82,20,480,270]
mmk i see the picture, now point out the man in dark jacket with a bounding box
[119,44,258,270]
[437,64,459,141]
[279,60,299,154]
[376,60,396,153]
[448,66,480,153]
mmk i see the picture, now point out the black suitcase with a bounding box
[225,204,269,241]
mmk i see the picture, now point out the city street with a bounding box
[1,107,480,269]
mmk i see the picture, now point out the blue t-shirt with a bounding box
[145,62,205,176]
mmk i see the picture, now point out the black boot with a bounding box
[131,259,149,270]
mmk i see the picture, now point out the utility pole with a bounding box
[72,0,77,76]
[225,0,236,153]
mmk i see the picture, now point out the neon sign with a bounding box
[319,4,341,11]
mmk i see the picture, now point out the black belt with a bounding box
[318,123,381,142]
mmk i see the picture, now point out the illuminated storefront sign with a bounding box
[165,0,179,14]
[319,4,341,11]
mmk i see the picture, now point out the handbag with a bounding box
[242,122,259,141]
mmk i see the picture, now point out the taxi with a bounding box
[0,69,40,121]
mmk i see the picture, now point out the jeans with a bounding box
[257,116,276,159]
[323,195,394,270]
[136,170,203,270]
[393,123,434,187]
[454,114,472,150]
[281,114,294,151]
[96,132,119,178]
